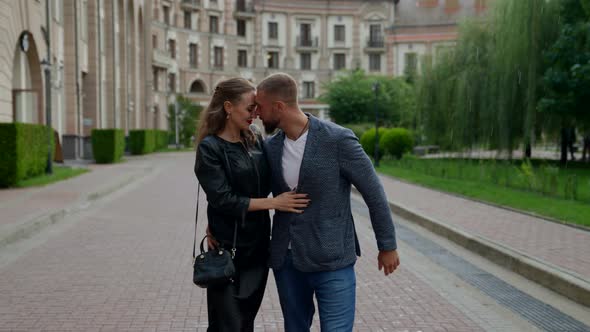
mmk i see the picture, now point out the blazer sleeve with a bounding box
[194,139,250,218]
[338,129,397,251]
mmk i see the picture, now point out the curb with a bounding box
[352,187,590,307]
[0,168,152,250]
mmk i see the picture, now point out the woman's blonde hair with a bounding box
[196,78,256,147]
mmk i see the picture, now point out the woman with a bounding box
[194,78,309,331]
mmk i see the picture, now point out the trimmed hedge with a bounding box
[380,128,414,159]
[155,130,168,150]
[92,129,125,163]
[129,130,155,155]
[360,127,387,158]
[0,123,54,187]
[129,130,169,155]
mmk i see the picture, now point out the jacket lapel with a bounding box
[296,115,320,190]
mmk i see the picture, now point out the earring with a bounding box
[226,113,231,119]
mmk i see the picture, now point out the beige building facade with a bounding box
[151,0,489,119]
[1,0,488,160]
[1,0,151,159]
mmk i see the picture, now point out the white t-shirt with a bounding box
[282,131,308,190]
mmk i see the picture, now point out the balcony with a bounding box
[296,36,319,52]
[152,48,174,68]
[181,0,201,10]
[365,37,386,52]
[234,0,255,18]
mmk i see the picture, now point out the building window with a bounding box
[238,50,248,68]
[153,6,159,22]
[334,53,346,70]
[163,6,170,25]
[184,11,192,29]
[267,51,279,68]
[369,24,383,47]
[300,23,312,46]
[168,39,176,58]
[404,53,418,77]
[300,53,311,70]
[190,80,205,93]
[237,19,246,37]
[210,16,219,34]
[152,34,157,48]
[268,22,278,39]
[334,25,345,43]
[369,54,381,71]
[302,81,315,99]
[168,73,176,93]
[153,69,159,91]
[189,43,198,68]
[214,47,224,68]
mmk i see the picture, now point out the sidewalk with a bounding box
[375,174,590,306]
[0,155,156,249]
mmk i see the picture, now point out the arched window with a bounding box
[189,80,206,93]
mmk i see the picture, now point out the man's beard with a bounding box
[263,119,279,135]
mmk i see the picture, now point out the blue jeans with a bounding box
[274,251,356,332]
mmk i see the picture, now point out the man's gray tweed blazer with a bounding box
[264,115,397,272]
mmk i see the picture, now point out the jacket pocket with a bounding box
[311,216,345,264]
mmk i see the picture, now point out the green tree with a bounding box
[168,95,203,147]
[319,70,416,127]
[416,0,560,157]
[539,0,590,163]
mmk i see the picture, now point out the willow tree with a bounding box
[417,0,560,158]
[485,0,560,158]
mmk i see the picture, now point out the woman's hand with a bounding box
[206,225,219,250]
[273,191,310,213]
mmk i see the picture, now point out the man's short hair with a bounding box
[257,73,298,106]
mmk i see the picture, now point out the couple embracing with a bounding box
[194,73,399,332]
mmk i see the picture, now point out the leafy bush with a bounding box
[360,127,387,158]
[92,129,125,163]
[342,123,374,139]
[0,123,53,187]
[380,128,414,159]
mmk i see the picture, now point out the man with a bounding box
[255,73,399,331]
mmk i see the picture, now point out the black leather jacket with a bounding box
[194,134,271,266]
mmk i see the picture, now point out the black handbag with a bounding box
[192,185,238,288]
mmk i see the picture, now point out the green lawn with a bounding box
[15,166,89,188]
[378,160,590,228]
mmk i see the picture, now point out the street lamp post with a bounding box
[41,59,52,174]
[42,0,52,174]
[372,81,380,167]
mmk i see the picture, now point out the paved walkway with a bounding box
[0,152,588,331]
[0,153,505,332]
[377,175,590,283]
